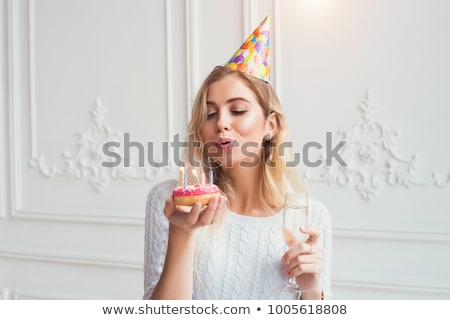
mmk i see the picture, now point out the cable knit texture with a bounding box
[143,180,333,300]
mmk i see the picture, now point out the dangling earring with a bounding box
[263,131,273,164]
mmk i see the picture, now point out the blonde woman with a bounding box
[143,17,332,300]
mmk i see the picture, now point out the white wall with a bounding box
[1,0,449,299]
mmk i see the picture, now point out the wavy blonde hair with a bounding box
[186,66,303,212]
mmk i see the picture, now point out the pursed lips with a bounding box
[217,138,238,150]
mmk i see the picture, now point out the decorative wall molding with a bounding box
[272,0,282,95]
[12,208,144,225]
[6,0,173,223]
[11,0,173,193]
[304,89,450,200]
[165,0,174,143]
[6,0,21,221]
[0,248,142,270]
[12,290,58,300]
[12,289,88,300]
[332,273,450,298]
[29,99,176,193]
[1,287,105,300]
[0,0,9,220]
[333,226,450,243]
[185,0,197,115]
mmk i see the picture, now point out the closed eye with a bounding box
[207,111,217,119]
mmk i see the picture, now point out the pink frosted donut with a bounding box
[173,184,221,206]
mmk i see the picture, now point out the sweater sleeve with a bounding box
[143,180,177,299]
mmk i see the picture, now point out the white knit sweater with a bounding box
[143,180,333,299]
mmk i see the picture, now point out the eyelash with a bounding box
[206,110,246,119]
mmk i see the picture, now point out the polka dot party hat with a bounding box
[224,15,270,82]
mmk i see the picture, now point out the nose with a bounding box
[216,111,231,132]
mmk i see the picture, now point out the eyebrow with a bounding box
[206,97,252,107]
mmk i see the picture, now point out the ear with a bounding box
[265,112,280,140]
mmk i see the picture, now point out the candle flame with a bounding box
[192,169,200,185]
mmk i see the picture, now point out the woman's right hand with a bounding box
[163,195,225,232]
[152,195,225,300]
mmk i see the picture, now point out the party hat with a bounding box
[224,15,270,82]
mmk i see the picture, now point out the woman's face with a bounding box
[200,74,268,169]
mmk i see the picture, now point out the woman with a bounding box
[143,17,332,300]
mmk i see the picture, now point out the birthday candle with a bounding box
[201,171,206,186]
[192,169,199,186]
[184,167,188,189]
[209,167,213,185]
[179,167,184,187]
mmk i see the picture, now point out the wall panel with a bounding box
[0,0,449,299]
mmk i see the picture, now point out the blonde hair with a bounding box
[186,66,304,212]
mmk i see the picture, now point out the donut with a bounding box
[173,184,221,206]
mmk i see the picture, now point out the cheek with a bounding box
[235,117,265,138]
[200,125,213,142]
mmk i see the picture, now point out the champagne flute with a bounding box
[282,192,309,292]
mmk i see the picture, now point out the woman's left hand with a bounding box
[281,226,323,292]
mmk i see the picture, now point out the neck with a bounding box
[224,164,275,217]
